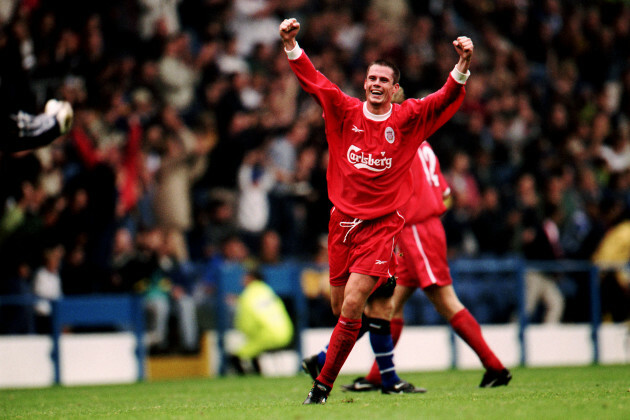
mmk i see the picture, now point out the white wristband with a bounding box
[285,42,303,60]
[450,66,470,84]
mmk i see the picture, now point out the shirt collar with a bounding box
[363,102,392,121]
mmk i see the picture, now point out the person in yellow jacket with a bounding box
[231,270,294,374]
[592,210,630,322]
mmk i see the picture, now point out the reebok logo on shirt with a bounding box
[347,145,392,172]
[352,125,364,133]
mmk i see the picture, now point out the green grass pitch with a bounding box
[2,365,629,419]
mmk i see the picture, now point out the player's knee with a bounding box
[341,294,366,319]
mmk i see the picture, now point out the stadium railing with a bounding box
[450,258,527,366]
[0,294,145,384]
[212,257,621,373]
[449,258,603,366]
[1,258,626,378]
[0,294,37,334]
[50,295,145,384]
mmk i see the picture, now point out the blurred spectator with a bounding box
[0,181,39,248]
[114,227,198,353]
[70,112,143,215]
[35,143,67,199]
[156,33,200,117]
[290,144,318,252]
[302,148,331,255]
[200,234,256,299]
[441,191,478,258]
[55,185,91,257]
[258,53,300,130]
[228,0,281,57]
[33,244,65,333]
[200,189,240,255]
[301,234,336,328]
[521,200,566,324]
[152,106,209,262]
[471,186,512,256]
[60,243,95,295]
[109,226,138,293]
[216,35,250,76]
[68,112,142,274]
[598,124,630,173]
[137,0,182,42]
[444,150,482,217]
[442,152,482,257]
[267,120,310,256]
[229,270,293,375]
[236,148,276,253]
[0,180,49,283]
[0,262,34,334]
[258,229,282,265]
[162,228,200,353]
[203,73,262,189]
[561,167,606,260]
[592,198,630,322]
[194,232,253,328]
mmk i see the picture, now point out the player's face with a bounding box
[364,64,399,111]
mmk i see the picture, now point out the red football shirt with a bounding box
[288,49,466,220]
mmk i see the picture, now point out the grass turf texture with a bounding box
[2,365,629,419]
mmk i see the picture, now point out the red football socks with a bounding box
[317,315,362,388]
[450,308,504,372]
[391,317,404,345]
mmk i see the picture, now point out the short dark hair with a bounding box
[367,59,400,84]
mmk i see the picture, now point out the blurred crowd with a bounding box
[1,0,629,343]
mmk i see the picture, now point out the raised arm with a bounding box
[400,37,473,141]
[453,36,474,74]
[279,18,300,51]
[278,17,355,120]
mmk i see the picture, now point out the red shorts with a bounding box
[396,216,452,289]
[328,207,405,287]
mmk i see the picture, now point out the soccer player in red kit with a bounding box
[279,18,474,404]
[343,142,512,392]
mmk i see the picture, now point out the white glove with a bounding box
[45,99,74,134]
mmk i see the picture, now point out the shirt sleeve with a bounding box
[286,48,353,121]
[284,42,303,60]
[450,66,470,84]
[400,73,466,143]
